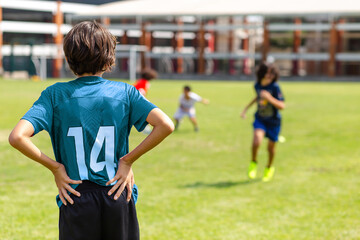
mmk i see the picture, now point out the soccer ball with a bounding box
[278,135,286,143]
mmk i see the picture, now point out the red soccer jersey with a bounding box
[134,79,150,96]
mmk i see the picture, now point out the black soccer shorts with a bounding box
[59,181,139,240]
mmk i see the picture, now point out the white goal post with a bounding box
[115,45,148,82]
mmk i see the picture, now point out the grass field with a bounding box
[0,78,359,240]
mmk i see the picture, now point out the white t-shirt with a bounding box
[179,92,202,110]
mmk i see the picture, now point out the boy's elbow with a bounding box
[158,118,174,135]
[8,131,21,148]
[152,120,174,136]
[164,120,175,134]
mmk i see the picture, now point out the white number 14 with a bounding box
[67,126,116,180]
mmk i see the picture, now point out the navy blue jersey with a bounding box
[22,76,157,206]
[254,82,284,125]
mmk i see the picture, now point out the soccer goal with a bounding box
[115,45,148,82]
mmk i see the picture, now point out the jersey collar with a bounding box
[75,76,105,84]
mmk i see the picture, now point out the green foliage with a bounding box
[0,79,359,240]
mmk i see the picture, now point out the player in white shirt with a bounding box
[174,86,209,132]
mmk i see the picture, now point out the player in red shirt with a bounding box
[134,68,158,134]
[134,68,157,96]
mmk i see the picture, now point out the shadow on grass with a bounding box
[181,179,261,189]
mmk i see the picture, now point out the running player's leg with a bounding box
[252,129,265,161]
[173,108,185,130]
[263,124,280,181]
[267,140,276,168]
[188,108,199,131]
[174,119,180,130]
[248,119,265,179]
[252,119,266,163]
[189,117,199,132]
[264,123,280,167]
[263,140,276,182]
[102,187,139,240]
[248,129,265,178]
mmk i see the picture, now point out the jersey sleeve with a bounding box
[128,85,157,132]
[273,84,285,101]
[190,92,202,102]
[21,88,53,135]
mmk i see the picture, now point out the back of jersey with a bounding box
[22,76,156,187]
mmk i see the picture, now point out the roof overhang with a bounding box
[76,0,360,18]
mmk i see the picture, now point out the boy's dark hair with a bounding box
[184,86,191,92]
[63,21,116,76]
[141,68,158,80]
[256,62,279,83]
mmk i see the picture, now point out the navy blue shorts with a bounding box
[253,118,281,142]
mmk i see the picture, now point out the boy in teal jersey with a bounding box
[9,21,174,240]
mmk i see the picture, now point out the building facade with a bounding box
[1,0,360,79]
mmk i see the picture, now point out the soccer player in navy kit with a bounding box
[241,62,285,182]
[8,21,174,240]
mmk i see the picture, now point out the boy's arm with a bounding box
[260,90,285,110]
[106,108,174,201]
[8,119,82,206]
[241,97,257,119]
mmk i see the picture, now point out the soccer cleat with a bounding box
[248,161,257,179]
[262,167,275,182]
[194,127,199,132]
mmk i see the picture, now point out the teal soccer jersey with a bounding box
[22,76,156,206]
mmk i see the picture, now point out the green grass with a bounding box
[0,78,359,240]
